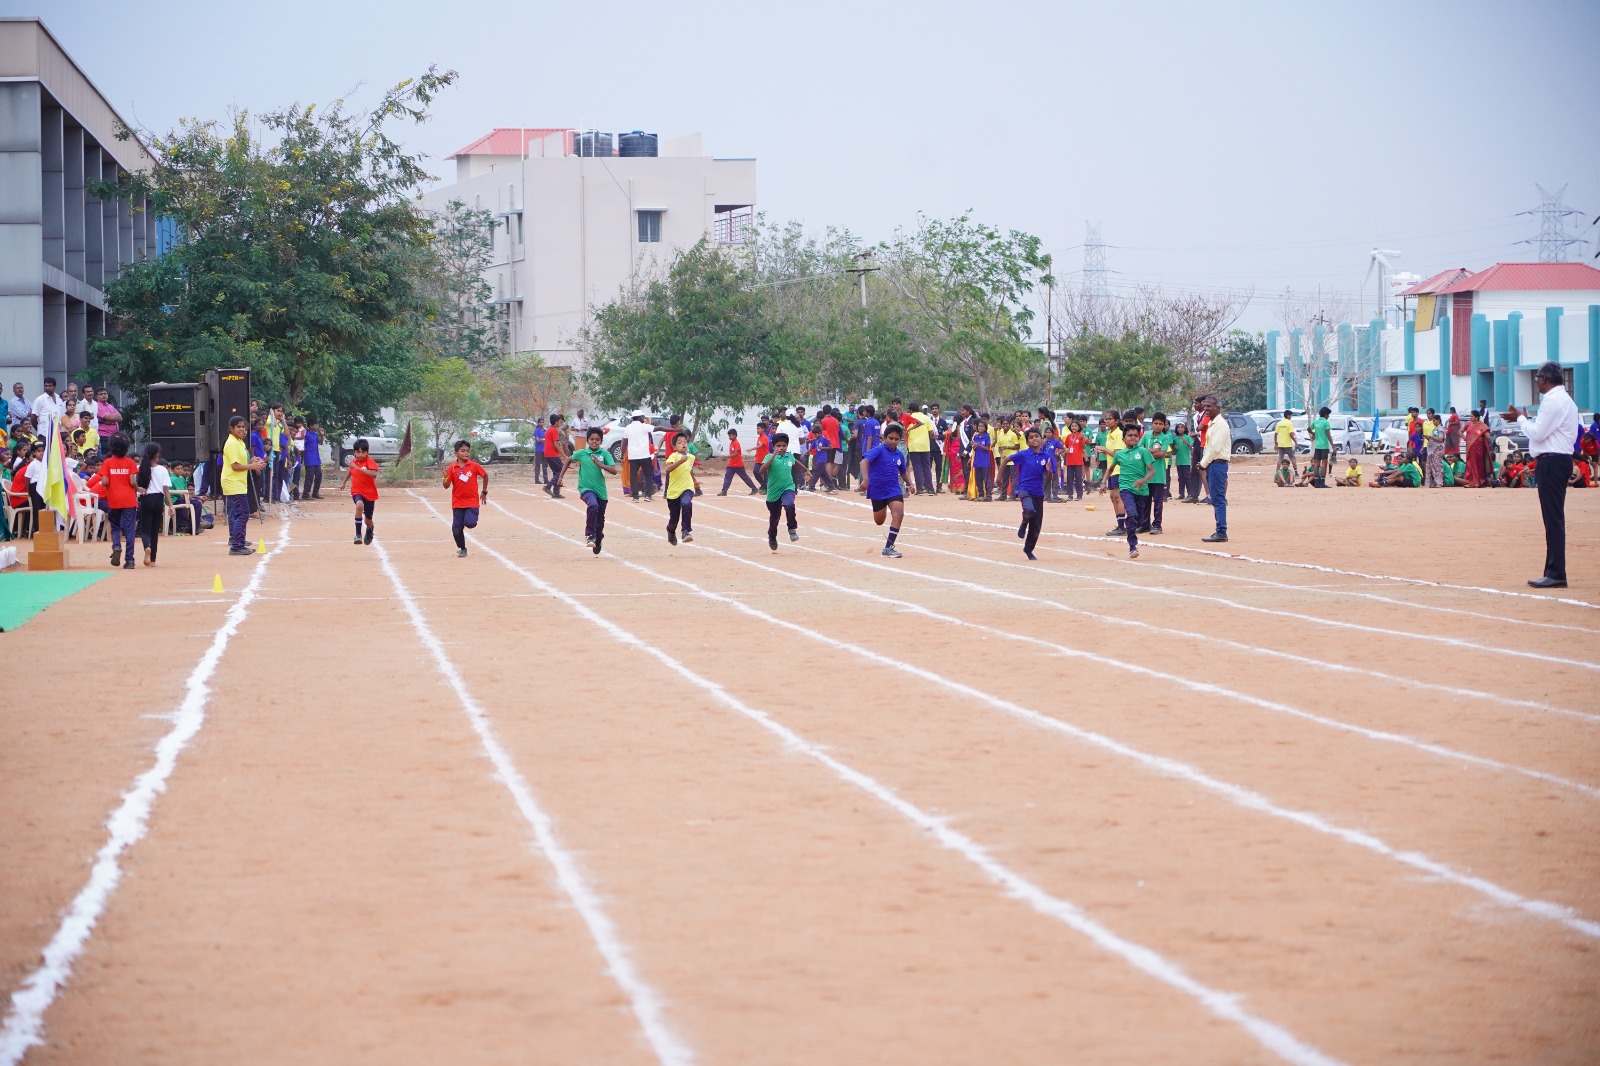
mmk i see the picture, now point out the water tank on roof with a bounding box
[575,131,613,157]
[618,130,658,157]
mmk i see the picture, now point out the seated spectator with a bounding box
[1334,458,1362,486]
[1274,454,1294,487]
[1373,451,1422,487]
[168,461,206,533]
[1503,456,1525,487]
[1571,458,1595,489]
[1443,454,1466,486]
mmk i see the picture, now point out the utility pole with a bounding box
[844,250,879,326]
[1045,279,1054,400]
[1517,184,1588,262]
[1083,222,1109,304]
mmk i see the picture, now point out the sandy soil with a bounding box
[4,463,1597,1065]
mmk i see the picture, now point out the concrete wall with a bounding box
[419,145,757,370]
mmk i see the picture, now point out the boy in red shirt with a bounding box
[443,439,489,557]
[752,420,771,489]
[98,435,141,568]
[338,438,381,544]
[718,428,758,495]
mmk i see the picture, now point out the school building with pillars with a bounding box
[0,18,158,396]
[1266,262,1600,415]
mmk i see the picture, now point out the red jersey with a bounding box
[1063,433,1086,466]
[727,439,744,468]
[447,460,486,508]
[819,415,840,449]
[754,434,770,462]
[543,426,562,458]
[898,412,916,430]
[9,467,30,503]
[99,456,140,508]
[348,456,380,500]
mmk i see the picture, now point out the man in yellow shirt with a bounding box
[222,415,265,555]
[906,406,936,494]
[1273,411,1298,478]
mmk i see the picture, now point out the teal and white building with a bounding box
[1266,262,1600,415]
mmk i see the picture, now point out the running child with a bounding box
[861,422,913,558]
[718,428,758,495]
[558,426,617,553]
[759,431,808,551]
[663,431,701,544]
[338,438,379,544]
[1005,427,1053,560]
[1113,421,1156,559]
[443,440,489,557]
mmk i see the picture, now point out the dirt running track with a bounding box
[4,466,1598,1065]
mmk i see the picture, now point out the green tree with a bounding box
[421,198,504,366]
[1207,330,1267,412]
[90,68,458,432]
[406,357,486,460]
[1056,332,1185,410]
[881,213,1053,410]
[579,240,802,433]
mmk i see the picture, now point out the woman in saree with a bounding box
[1463,409,1491,487]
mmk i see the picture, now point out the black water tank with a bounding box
[618,131,658,157]
[575,131,613,157]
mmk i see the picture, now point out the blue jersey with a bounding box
[857,416,880,451]
[972,432,992,468]
[1010,448,1052,496]
[862,443,906,499]
[303,429,322,467]
[1043,438,1063,471]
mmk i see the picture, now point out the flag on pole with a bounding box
[397,420,413,462]
[41,415,75,522]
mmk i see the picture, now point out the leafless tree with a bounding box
[1050,281,1252,392]
[1274,287,1376,413]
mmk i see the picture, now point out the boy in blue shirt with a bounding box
[1005,427,1053,559]
[302,418,324,500]
[861,422,913,558]
[533,419,547,484]
[1042,426,1065,502]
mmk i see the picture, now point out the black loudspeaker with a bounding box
[149,382,207,465]
[205,368,251,451]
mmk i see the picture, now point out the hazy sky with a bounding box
[19,0,1600,331]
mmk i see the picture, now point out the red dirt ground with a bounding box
[4,462,1597,1064]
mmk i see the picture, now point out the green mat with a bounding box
[0,571,110,631]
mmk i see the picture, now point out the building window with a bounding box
[638,210,662,244]
[1530,366,1575,398]
[1386,376,1399,410]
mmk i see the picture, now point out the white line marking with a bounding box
[784,494,1599,672]
[370,538,693,1066]
[0,522,294,1065]
[509,497,1600,942]
[806,490,1600,611]
[687,497,1600,728]
[411,496,1346,1066]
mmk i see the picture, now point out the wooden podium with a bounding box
[28,528,68,571]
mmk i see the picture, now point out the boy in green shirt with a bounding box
[559,426,617,554]
[759,431,809,552]
[1146,412,1173,535]
[1172,423,1195,502]
[1114,421,1157,559]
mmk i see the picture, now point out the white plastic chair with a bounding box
[5,489,31,539]
[73,493,104,544]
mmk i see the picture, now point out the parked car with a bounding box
[1222,411,1263,454]
[1293,416,1366,455]
[338,423,404,467]
[467,418,539,462]
[595,413,681,463]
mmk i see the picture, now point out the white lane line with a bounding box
[688,498,1599,728]
[507,497,1600,943]
[0,523,295,1065]
[371,539,693,1066]
[806,490,1600,612]
[409,497,1349,1066]
[782,494,1598,673]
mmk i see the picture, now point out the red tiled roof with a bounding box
[1435,262,1600,294]
[1397,268,1474,297]
[448,128,573,159]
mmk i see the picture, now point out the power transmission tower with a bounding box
[1083,222,1109,302]
[1517,184,1588,262]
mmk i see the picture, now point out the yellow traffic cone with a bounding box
[257,539,266,552]
[212,573,224,593]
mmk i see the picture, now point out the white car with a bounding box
[339,423,404,466]
[594,414,680,462]
[467,418,539,462]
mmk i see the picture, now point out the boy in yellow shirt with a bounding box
[993,417,1022,499]
[1335,458,1363,486]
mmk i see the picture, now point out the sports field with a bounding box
[4,465,1597,1065]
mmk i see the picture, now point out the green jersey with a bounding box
[1310,417,1331,450]
[574,446,610,499]
[1114,446,1156,495]
[1148,431,1175,484]
[765,452,801,500]
[1400,462,1422,487]
[1172,433,1193,466]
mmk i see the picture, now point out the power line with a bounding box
[1083,222,1109,302]
[1516,184,1588,262]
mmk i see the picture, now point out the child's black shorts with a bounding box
[870,494,904,512]
[351,494,375,519]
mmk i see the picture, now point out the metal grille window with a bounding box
[637,210,662,244]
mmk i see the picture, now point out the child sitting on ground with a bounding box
[1335,458,1362,486]
[1274,453,1294,486]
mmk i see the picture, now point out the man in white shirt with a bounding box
[31,376,66,423]
[623,413,656,501]
[1198,395,1232,543]
[1510,361,1581,589]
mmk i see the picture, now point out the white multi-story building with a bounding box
[416,127,757,370]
